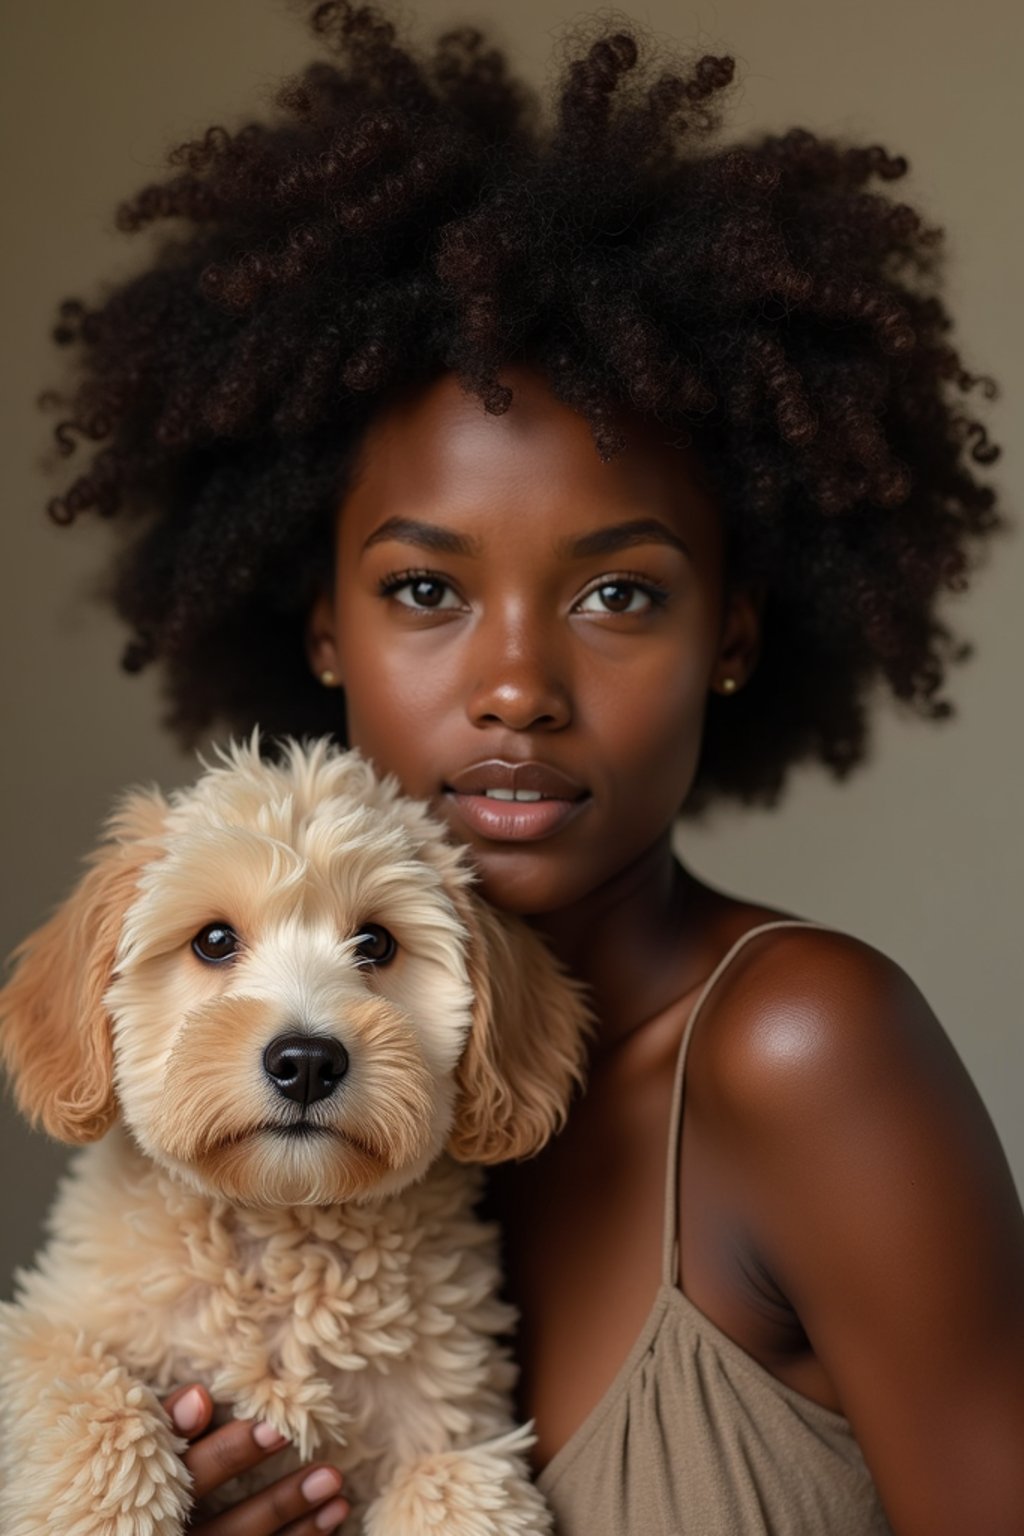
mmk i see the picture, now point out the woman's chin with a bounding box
[457,848,602,919]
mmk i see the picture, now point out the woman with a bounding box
[37,4,1024,1531]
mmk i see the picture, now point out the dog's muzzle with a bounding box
[263,1032,349,1106]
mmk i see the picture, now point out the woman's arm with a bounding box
[691,927,1024,1536]
[161,1386,349,1534]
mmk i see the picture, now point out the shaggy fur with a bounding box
[0,737,592,1535]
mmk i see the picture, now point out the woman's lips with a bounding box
[443,759,590,841]
[443,790,590,842]
[445,759,587,798]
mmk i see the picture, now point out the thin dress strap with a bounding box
[660,918,828,1287]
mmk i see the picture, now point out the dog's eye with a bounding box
[353,924,397,967]
[192,923,240,963]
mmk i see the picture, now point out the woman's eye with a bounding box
[386,574,462,610]
[192,923,240,963]
[353,924,398,966]
[576,580,663,616]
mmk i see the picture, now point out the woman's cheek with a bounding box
[340,665,450,801]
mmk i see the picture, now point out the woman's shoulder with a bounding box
[682,908,1024,1527]
[681,902,1024,1338]
[687,909,951,1117]
[681,901,1022,1302]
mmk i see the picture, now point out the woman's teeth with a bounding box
[482,788,544,802]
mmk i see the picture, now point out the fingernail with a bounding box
[315,1498,350,1531]
[170,1387,205,1433]
[302,1467,343,1503]
[252,1421,290,1450]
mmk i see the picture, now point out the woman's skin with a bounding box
[174,365,1024,1535]
[159,1384,350,1533]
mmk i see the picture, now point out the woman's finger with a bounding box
[277,1503,352,1536]
[176,1414,294,1503]
[162,1384,215,1441]
[156,1384,348,1529]
[192,1463,348,1535]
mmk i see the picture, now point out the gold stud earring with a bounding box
[319,668,336,688]
[720,676,739,694]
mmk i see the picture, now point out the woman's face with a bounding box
[308,366,757,915]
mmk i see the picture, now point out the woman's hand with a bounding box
[162,1385,350,1534]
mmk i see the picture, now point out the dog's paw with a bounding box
[0,1344,192,1536]
[213,1366,353,1464]
[364,1425,553,1536]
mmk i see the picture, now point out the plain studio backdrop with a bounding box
[0,0,1020,1295]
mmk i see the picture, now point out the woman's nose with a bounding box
[465,620,572,731]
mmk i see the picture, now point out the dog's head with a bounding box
[0,737,591,1205]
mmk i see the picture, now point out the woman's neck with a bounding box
[524,834,714,1054]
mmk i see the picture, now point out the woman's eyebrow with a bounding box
[558,519,690,560]
[362,517,479,556]
[361,514,690,560]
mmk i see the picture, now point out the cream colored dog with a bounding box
[0,736,591,1536]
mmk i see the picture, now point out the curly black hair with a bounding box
[40,0,1005,816]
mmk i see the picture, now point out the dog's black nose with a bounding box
[263,1033,349,1106]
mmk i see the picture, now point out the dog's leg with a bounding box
[363,1421,552,1536]
[0,1309,193,1536]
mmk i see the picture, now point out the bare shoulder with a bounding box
[685,918,1022,1267]
[688,921,968,1120]
[686,920,1024,1535]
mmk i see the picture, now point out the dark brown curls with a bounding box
[39,0,1005,813]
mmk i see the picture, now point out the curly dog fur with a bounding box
[0,737,592,1535]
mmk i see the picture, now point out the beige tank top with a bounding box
[534,919,895,1535]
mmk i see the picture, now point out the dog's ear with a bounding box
[0,789,167,1144]
[446,893,593,1164]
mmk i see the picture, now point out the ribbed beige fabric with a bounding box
[535,919,894,1535]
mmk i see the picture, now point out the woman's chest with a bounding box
[485,1046,678,1472]
[484,1020,842,1474]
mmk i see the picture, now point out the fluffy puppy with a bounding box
[0,736,591,1536]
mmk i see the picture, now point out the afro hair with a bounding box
[39,0,1006,815]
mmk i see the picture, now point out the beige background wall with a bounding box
[1,0,1020,1295]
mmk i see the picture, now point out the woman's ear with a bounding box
[306,589,342,688]
[714,583,763,692]
[0,789,167,1144]
[446,893,594,1165]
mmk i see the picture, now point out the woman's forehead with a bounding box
[337,365,723,550]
